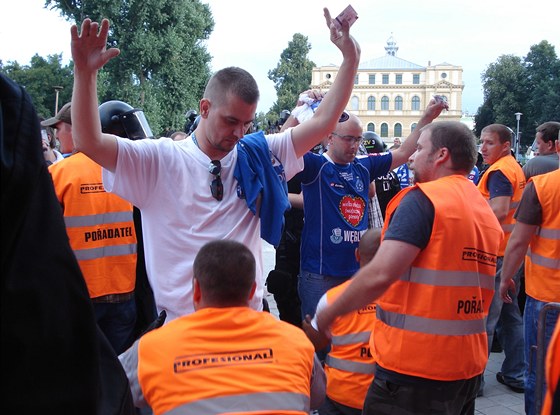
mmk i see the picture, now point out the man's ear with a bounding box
[436,147,450,165]
[193,278,202,304]
[248,281,257,300]
[199,98,211,118]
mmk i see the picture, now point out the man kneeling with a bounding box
[119,240,325,414]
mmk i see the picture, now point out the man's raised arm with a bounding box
[389,98,448,169]
[290,8,360,158]
[71,19,121,172]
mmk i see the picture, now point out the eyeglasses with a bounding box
[331,132,362,144]
[208,160,223,201]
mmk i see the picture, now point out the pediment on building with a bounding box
[315,80,333,89]
[434,80,454,88]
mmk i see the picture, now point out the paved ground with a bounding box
[261,241,526,415]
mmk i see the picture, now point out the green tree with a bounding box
[1,54,73,119]
[474,41,560,146]
[475,54,528,137]
[45,0,214,135]
[268,33,315,117]
[524,40,560,128]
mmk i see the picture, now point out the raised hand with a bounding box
[323,7,361,61]
[71,18,120,73]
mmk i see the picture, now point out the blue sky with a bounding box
[2,0,558,117]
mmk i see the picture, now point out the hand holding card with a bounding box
[332,4,358,31]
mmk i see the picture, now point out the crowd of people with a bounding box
[1,6,559,415]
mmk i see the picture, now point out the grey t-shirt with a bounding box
[523,153,559,180]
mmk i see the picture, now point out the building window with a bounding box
[368,74,375,84]
[326,73,332,80]
[395,96,403,111]
[367,123,375,132]
[394,123,402,137]
[381,96,389,110]
[413,74,420,84]
[367,96,376,110]
[354,74,359,84]
[351,96,359,110]
[441,72,447,79]
[411,123,418,132]
[381,123,389,137]
[411,96,420,111]
[382,74,389,84]
[395,74,403,84]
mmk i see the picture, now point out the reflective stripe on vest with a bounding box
[527,247,560,270]
[325,355,375,375]
[64,211,133,227]
[401,267,495,291]
[331,331,371,346]
[73,243,137,261]
[538,227,560,239]
[376,306,486,336]
[165,391,309,415]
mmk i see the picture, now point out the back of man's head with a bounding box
[193,240,256,307]
[424,121,478,174]
[204,67,259,107]
[536,121,560,143]
[481,124,513,145]
[357,228,382,267]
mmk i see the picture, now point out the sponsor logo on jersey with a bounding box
[339,195,365,227]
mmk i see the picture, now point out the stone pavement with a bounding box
[261,241,527,415]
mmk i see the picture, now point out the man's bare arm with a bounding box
[291,8,360,158]
[71,19,121,172]
[389,98,448,169]
[488,195,511,223]
[499,221,536,303]
[315,239,420,335]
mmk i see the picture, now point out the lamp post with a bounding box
[515,112,522,161]
[53,86,63,114]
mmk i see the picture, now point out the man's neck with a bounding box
[324,151,350,166]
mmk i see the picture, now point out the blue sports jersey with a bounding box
[300,152,392,277]
[394,163,412,189]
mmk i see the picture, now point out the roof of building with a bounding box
[359,55,425,70]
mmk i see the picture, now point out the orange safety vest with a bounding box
[324,280,376,409]
[49,153,137,298]
[542,318,560,415]
[137,307,315,415]
[525,170,560,303]
[374,175,503,381]
[477,154,525,255]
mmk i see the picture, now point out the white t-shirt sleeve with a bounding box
[310,294,328,331]
[265,128,304,181]
[103,136,172,208]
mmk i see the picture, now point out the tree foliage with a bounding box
[268,33,315,117]
[1,54,73,119]
[43,0,214,135]
[474,40,560,145]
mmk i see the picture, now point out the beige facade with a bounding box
[310,36,463,144]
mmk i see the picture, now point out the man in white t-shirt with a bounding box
[69,11,361,322]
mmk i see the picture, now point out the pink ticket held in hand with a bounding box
[333,4,358,31]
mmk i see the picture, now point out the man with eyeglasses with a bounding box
[282,100,448,331]
[69,10,361,323]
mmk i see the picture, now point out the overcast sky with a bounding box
[1,0,558,117]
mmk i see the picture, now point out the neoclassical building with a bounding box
[311,36,463,142]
